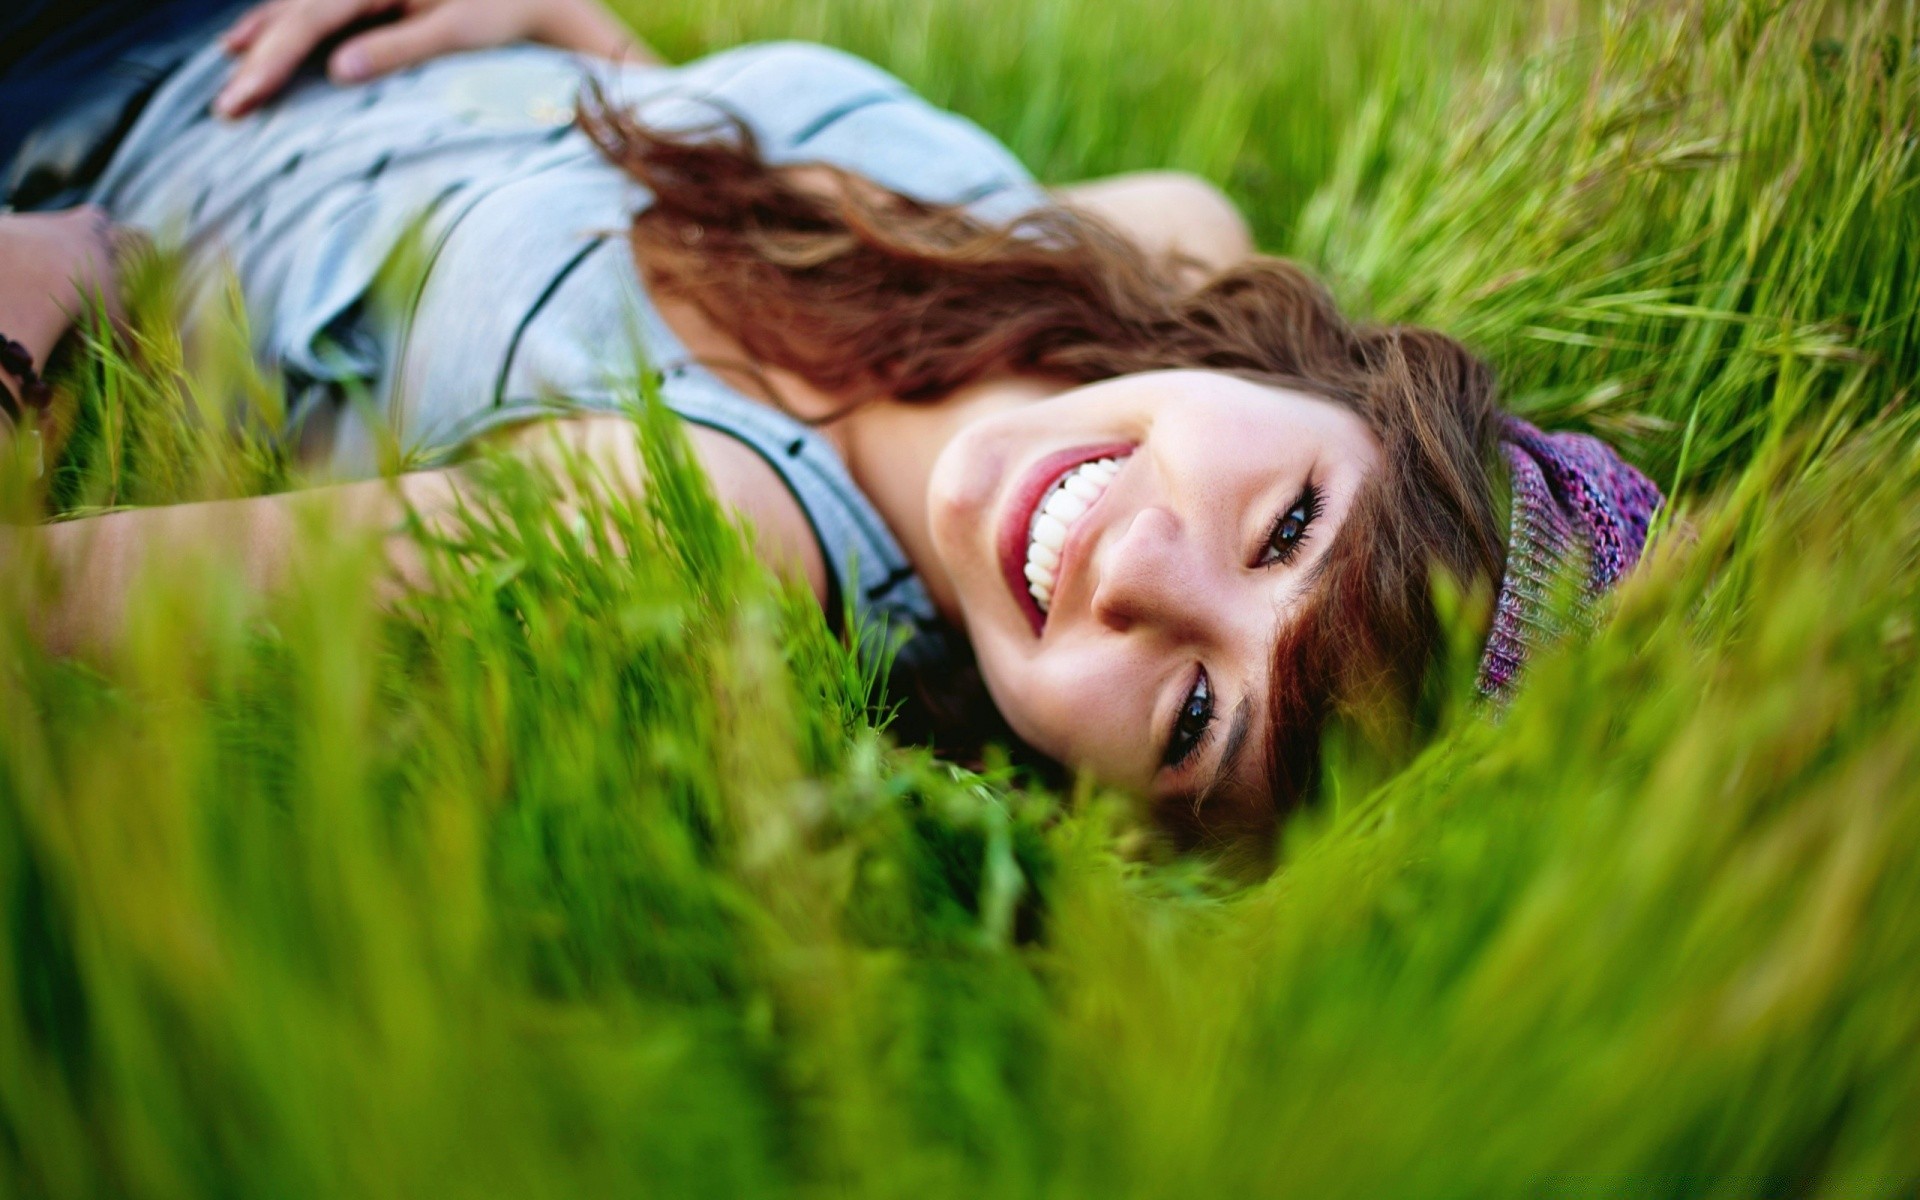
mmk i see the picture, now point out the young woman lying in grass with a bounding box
[0,0,1661,849]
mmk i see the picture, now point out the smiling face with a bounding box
[924,369,1385,819]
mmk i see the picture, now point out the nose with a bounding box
[1089,505,1206,635]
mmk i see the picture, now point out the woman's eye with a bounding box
[1162,670,1214,769]
[1260,482,1324,568]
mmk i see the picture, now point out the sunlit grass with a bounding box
[4,0,1919,1194]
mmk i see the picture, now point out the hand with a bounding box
[0,207,126,379]
[213,0,643,119]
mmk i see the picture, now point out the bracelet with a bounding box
[0,332,54,417]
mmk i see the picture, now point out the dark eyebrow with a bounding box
[1192,479,1347,813]
[1198,695,1253,811]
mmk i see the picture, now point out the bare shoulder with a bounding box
[680,423,831,603]
[489,414,831,604]
[1056,170,1254,283]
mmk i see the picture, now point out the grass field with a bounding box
[6,0,1920,1194]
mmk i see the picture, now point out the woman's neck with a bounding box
[646,285,1065,628]
[830,375,1064,628]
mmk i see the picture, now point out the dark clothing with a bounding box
[1,0,244,208]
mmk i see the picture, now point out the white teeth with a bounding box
[1063,473,1104,502]
[1045,490,1089,522]
[1022,454,1127,615]
[1026,557,1055,610]
[1032,512,1069,551]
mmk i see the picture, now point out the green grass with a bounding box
[5,0,1920,1194]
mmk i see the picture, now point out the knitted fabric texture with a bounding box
[1475,417,1664,696]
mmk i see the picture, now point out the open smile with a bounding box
[996,442,1133,635]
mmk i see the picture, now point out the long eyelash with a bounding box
[1165,672,1217,770]
[1263,481,1325,567]
[1171,710,1217,770]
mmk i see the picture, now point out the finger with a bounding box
[219,2,280,52]
[329,4,473,83]
[214,0,371,117]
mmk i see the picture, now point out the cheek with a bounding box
[971,636,1145,775]
[1165,409,1313,489]
[969,638,1057,753]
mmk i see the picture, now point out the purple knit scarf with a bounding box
[1476,417,1665,696]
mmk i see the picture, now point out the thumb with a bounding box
[328,5,473,83]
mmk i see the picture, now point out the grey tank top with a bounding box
[91,39,1047,664]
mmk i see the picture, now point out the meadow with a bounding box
[5,0,1920,1194]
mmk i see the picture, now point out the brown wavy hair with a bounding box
[580,96,1509,853]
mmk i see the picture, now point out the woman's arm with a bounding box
[17,470,462,652]
[215,0,660,119]
[0,208,121,416]
[10,416,827,654]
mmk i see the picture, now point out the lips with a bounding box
[997,442,1134,635]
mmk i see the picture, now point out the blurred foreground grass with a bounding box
[6,0,1920,1194]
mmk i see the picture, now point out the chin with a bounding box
[925,432,997,553]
